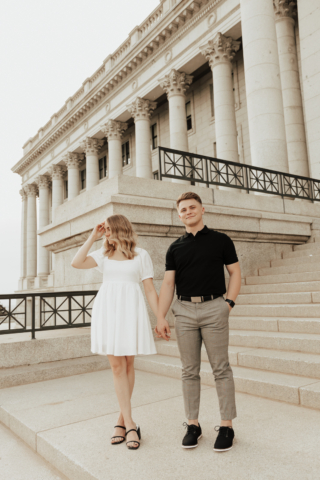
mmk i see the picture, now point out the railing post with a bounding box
[245,166,250,194]
[158,147,162,181]
[31,295,36,340]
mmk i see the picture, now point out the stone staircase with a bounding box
[135,240,320,410]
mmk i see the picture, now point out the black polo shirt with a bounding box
[165,225,238,296]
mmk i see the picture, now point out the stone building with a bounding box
[12,0,320,304]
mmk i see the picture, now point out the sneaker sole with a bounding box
[182,434,202,449]
[213,445,233,452]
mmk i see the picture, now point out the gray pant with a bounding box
[171,295,237,421]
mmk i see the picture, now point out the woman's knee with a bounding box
[109,357,127,377]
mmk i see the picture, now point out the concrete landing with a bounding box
[0,369,319,480]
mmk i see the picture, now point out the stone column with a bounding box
[19,188,28,280]
[80,137,104,190]
[100,120,128,179]
[200,33,240,162]
[127,98,157,178]
[37,175,51,276]
[159,69,193,152]
[240,0,289,172]
[51,165,65,223]
[25,184,38,278]
[63,152,83,199]
[274,0,309,176]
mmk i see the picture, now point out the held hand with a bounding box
[91,223,106,241]
[155,319,171,341]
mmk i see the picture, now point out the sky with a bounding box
[0,0,160,294]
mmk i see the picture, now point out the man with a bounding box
[155,192,241,451]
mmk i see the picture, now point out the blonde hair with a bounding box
[102,214,138,259]
[176,192,202,209]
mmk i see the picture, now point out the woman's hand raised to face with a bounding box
[91,223,106,241]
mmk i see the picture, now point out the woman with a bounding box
[71,214,158,450]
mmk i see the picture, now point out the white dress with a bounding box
[88,246,157,356]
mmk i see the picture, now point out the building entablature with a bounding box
[12,0,225,177]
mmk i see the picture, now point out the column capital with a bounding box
[36,175,51,189]
[50,164,66,180]
[273,0,297,21]
[63,152,84,169]
[200,32,240,68]
[19,188,27,201]
[25,183,38,197]
[80,137,104,155]
[127,97,157,121]
[159,69,193,98]
[100,120,128,141]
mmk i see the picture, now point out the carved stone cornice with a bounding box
[63,152,84,169]
[50,165,66,181]
[12,0,224,175]
[36,175,51,189]
[159,69,193,98]
[25,184,39,197]
[127,97,157,121]
[100,120,128,141]
[19,188,27,201]
[80,137,104,155]
[200,32,240,68]
[274,0,297,20]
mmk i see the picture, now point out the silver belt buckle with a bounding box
[191,296,202,303]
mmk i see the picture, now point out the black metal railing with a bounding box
[158,147,320,202]
[0,291,97,339]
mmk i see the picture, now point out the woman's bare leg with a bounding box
[108,355,139,446]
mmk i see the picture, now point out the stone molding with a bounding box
[12,0,222,175]
[36,175,51,189]
[25,184,38,197]
[50,165,66,180]
[200,32,240,68]
[100,120,128,140]
[80,137,104,155]
[127,97,157,121]
[19,188,27,201]
[273,0,297,20]
[63,152,84,169]
[159,69,193,98]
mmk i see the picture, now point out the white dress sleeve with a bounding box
[139,248,154,281]
[87,246,105,273]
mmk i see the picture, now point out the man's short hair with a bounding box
[176,192,202,209]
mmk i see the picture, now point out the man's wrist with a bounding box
[225,298,235,308]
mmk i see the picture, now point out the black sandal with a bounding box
[126,425,141,450]
[111,425,126,445]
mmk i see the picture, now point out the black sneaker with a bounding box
[213,426,235,452]
[182,422,202,449]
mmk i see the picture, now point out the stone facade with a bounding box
[11,0,320,311]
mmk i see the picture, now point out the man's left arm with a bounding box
[225,262,242,312]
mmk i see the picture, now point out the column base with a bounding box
[34,274,54,289]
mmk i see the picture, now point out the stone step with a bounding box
[229,316,320,334]
[240,281,320,294]
[135,354,320,408]
[284,246,320,259]
[237,292,316,305]
[230,303,320,318]
[229,330,320,354]
[155,340,320,379]
[0,355,110,389]
[259,263,320,277]
[246,271,320,285]
[294,240,320,252]
[271,254,320,268]
[169,328,320,353]
[0,332,91,369]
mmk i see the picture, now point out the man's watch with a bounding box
[225,298,235,308]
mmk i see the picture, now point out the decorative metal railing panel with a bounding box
[158,147,320,202]
[0,291,97,339]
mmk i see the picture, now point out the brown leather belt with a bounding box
[177,294,222,303]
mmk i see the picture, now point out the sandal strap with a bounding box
[126,441,140,446]
[111,435,125,439]
[126,428,138,435]
[114,425,126,430]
